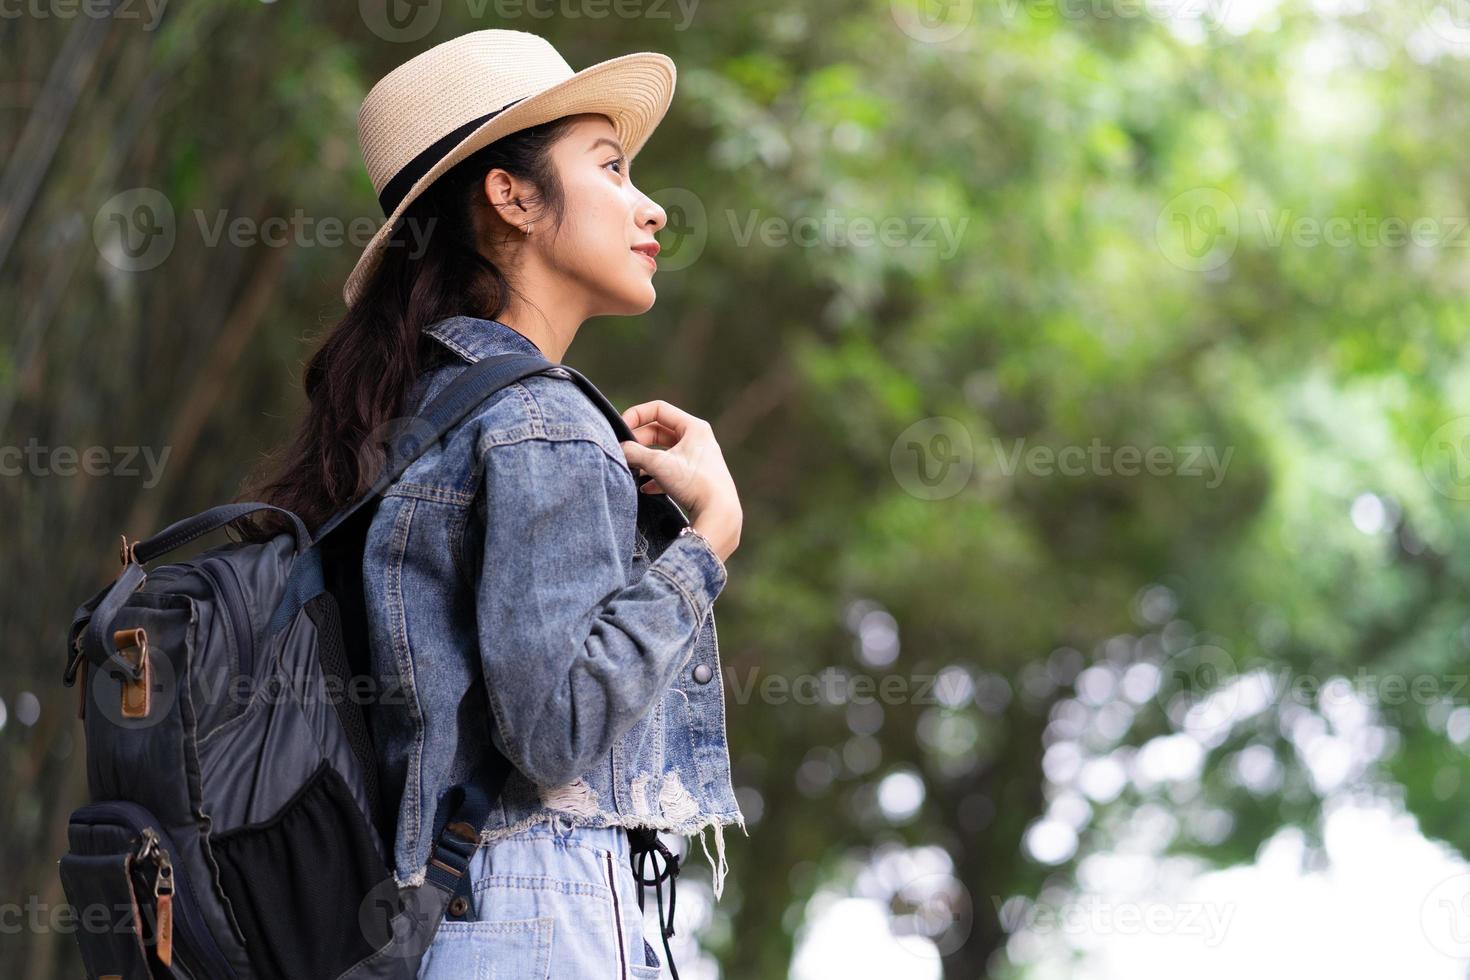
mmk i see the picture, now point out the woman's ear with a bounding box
[480,168,536,238]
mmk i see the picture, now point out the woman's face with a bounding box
[515,114,668,318]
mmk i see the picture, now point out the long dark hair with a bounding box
[231,116,579,543]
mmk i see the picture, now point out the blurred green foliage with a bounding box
[7,1,1470,977]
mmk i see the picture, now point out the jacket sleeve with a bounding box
[468,432,728,788]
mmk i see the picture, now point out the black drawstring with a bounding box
[626,827,680,980]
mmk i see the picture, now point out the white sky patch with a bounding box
[1011,797,1470,979]
[791,897,944,980]
[788,800,1468,979]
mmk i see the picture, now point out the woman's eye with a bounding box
[605,157,625,175]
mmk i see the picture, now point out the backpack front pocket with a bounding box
[61,800,238,979]
[209,757,392,979]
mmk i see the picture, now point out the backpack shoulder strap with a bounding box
[312,351,557,544]
[551,362,669,499]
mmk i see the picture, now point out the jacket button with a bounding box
[448,895,469,917]
[692,663,712,684]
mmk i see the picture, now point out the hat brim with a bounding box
[343,51,674,306]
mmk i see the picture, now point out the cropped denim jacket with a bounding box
[362,315,746,901]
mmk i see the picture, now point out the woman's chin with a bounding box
[601,282,657,317]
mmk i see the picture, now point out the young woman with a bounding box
[237,30,746,979]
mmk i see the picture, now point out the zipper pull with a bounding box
[153,848,174,966]
[138,829,174,966]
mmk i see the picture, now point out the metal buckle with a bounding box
[443,821,479,844]
[63,634,86,687]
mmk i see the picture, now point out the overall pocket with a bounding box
[630,938,664,978]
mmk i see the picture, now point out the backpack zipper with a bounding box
[136,828,175,966]
[72,801,238,979]
[199,561,254,680]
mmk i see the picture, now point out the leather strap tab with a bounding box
[114,628,151,719]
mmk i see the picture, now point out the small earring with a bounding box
[524,220,534,236]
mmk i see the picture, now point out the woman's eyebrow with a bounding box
[589,137,627,157]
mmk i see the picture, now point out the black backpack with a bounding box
[57,351,649,979]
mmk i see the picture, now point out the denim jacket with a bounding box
[362,315,746,901]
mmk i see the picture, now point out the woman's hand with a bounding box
[619,400,742,563]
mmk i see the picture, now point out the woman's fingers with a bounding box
[621,399,720,513]
[620,439,655,472]
[619,399,739,560]
[628,420,680,448]
[620,436,692,495]
[620,440,673,482]
[622,400,698,438]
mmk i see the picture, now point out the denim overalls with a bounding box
[362,315,747,976]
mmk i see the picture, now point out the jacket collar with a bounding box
[424,315,546,363]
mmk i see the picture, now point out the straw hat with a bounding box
[345,29,675,306]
